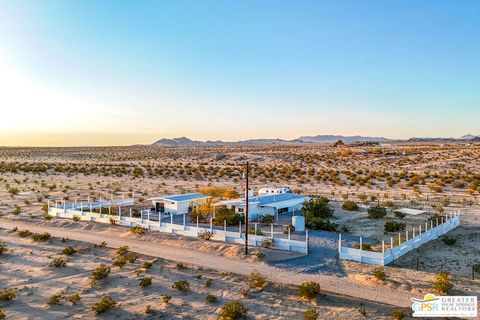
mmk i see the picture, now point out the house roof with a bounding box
[394,208,427,216]
[151,193,208,203]
[215,193,309,207]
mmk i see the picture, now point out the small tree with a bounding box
[368,206,387,219]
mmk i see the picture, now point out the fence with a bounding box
[338,213,461,265]
[47,199,308,254]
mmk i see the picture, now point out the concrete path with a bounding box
[0,218,412,307]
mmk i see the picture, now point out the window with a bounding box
[238,208,244,213]
[278,207,289,214]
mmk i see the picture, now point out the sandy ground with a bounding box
[0,227,404,320]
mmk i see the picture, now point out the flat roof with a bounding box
[394,208,427,216]
[153,193,209,203]
[215,193,309,207]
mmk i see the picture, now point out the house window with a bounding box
[278,207,289,214]
[238,208,244,213]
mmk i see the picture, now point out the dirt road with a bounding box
[0,218,412,307]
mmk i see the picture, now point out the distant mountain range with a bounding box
[151,134,480,146]
[152,134,480,146]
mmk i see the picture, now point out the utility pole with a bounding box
[244,162,249,255]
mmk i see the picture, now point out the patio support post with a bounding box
[270,224,274,238]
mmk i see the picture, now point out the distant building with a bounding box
[258,187,291,195]
[149,193,209,215]
[214,192,309,221]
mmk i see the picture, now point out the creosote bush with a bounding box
[0,289,16,301]
[205,278,213,287]
[92,264,111,280]
[91,296,117,315]
[441,235,457,246]
[139,277,152,288]
[372,267,388,281]
[368,206,387,219]
[143,261,153,269]
[205,294,217,304]
[391,308,405,320]
[299,282,320,300]
[162,295,171,304]
[303,308,318,320]
[342,200,359,211]
[51,257,67,268]
[219,301,247,320]
[18,229,32,238]
[172,280,190,292]
[66,292,81,305]
[46,294,62,306]
[248,272,266,289]
[434,271,453,295]
[61,246,77,256]
[130,225,146,235]
[31,232,51,242]
[0,241,7,255]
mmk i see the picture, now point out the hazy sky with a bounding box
[0,1,479,146]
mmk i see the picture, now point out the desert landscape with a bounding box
[0,143,479,319]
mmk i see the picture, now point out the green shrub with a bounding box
[0,309,5,320]
[116,246,129,255]
[50,257,67,268]
[130,225,146,235]
[0,241,7,255]
[72,216,81,222]
[219,301,247,320]
[66,292,81,305]
[259,215,275,225]
[391,308,405,320]
[112,255,128,268]
[384,220,405,233]
[0,289,16,301]
[303,308,318,320]
[162,295,171,304]
[299,282,320,299]
[199,230,213,240]
[205,278,213,287]
[213,208,242,227]
[176,263,187,270]
[473,264,480,274]
[434,271,453,295]
[61,246,77,256]
[372,267,387,281]
[12,205,21,215]
[46,294,63,306]
[393,211,406,219]
[283,224,295,234]
[359,303,366,316]
[205,294,217,304]
[172,280,190,292]
[339,225,351,233]
[139,277,152,287]
[368,206,387,219]
[18,229,32,238]
[31,232,51,242]
[249,272,266,289]
[92,264,111,280]
[342,200,359,211]
[143,262,153,269]
[441,235,457,246]
[91,296,117,315]
[306,217,337,231]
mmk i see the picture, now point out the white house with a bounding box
[214,193,310,221]
[149,193,209,215]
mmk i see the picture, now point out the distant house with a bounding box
[149,193,209,215]
[258,187,291,195]
[214,193,309,221]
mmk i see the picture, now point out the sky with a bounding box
[0,0,479,146]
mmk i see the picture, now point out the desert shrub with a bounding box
[172,280,190,292]
[12,205,21,215]
[299,282,320,299]
[302,198,334,220]
[359,303,366,316]
[255,252,265,260]
[219,301,247,320]
[51,257,67,268]
[139,277,152,287]
[46,294,63,305]
[108,217,117,225]
[384,220,405,233]
[176,263,187,270]
[205,278,213,287]
[130,225,146,235]
[303,308,318,320]
[18,229,32,238]
[391,308,405,320]
[339,225,351,233]
[283,224,295,234]
[368,206,387,219]
[91,296,117,315]
[72,216,81,222]
[473,264,480,274]
[248,227,264,235]
[0,309,5,320]
[61,246,77,256]
[198,230,213,240]
[261,238,274,249]
[116,246,129,255]
[441,235,457,246]
[259,215,275,225]
[66,292,81,305]
[92,264,111,280]
[307,217,337,231]
[0,289,16,301]
[393,211,406,219]
[0,241,7,255]
[214,207,242,227]
[112,255,128,268]
[44,214,53,221]
[342,200,359,211]
[143,261,153,269]
[205,294,217,303]
[162,295,171,304]
[434,271,453,295]
[31,232,51,242]
[372,267,387,281]
[248,272,266,289]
